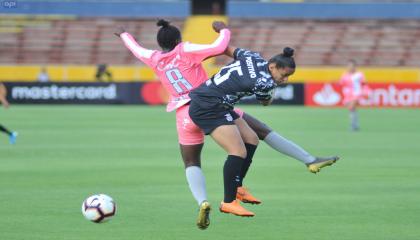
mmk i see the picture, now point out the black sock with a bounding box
[223,155,244,203]
[239,143,257,186]
[0,125,12,135]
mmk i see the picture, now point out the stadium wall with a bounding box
[2,1,419,19]
[1,65,419,83]
[0,0,190,18]
[227,2,420,19]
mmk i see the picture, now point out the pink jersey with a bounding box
[339,71,366,96]
[120,29,231,112]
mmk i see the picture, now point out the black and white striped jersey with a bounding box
[189,48,276,109]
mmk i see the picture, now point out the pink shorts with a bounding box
[342,85,371,105]
[176,104,244,145]
[343,93,363,105]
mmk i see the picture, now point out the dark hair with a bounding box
[156,19,181,50]
[348,59,357,65]
[268,47,296,69]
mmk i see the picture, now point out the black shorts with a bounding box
[188,101,239,135]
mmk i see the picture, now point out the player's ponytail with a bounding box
[282,47,294,58]
[156,19,181,51]
[157,19,170,28]
[269,47,296,69]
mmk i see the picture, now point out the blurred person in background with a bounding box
[0,83,18,144]
[95,63,113,81]
[339,59,370,131]
[37,66,50,82]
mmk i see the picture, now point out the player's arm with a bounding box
[114,27,155,62]
[224,46,236,58]
[259,97,273,106]
[258,91,274,106]
[255,79,276,106]
[182,21,231,61]
[225,47,259,61]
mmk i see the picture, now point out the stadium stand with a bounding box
[0,16,184,65]
[2,0,420,69]
[217,19,420,67]
[0,17,420,66]
[1,16,419,67]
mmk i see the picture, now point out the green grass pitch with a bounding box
[0,105,419,240]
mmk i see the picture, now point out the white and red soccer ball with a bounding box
[82,194,116,223]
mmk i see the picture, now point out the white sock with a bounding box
[264,131,316,164]
[350,110,359,130]
[185,166,207,206]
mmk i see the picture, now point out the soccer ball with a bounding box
[81,194,116,223]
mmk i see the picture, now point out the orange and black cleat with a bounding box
[219,200,255,217]
[236,186,262,205]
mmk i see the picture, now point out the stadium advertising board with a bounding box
[4,82,142,104]
[7,82,419,107]
[139,82,305,106]
[305,83,420,108]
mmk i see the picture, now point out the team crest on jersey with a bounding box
[225,113,233,122]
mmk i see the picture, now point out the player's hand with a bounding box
[212,21,227,33]
[260,99,272,106]
[114,27,126,37]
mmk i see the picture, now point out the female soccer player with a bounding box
[116,19,338,228]
[189,46,299,217]
[0,83,17,144]
[339,59,370,131]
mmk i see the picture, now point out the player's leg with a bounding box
[348,100,359,131]
[189,103,254,216]
[242,112,339,173]
[233,117,261,204]
[0,124,12,135]
[176,106,210,229]
[179,144,207,204]
[210,124,254,217]
[0,124,17,144]
[234,117,258,186]
[232,108,259,182]
[242,112,315,163]
[179,144,211,230]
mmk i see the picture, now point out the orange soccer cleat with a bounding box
[219,200,255,217]
[236,186,262,205]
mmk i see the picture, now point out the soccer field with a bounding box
[0,105,419,240]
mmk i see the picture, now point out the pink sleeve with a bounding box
[120,32,156,66]
[182,29,231,63]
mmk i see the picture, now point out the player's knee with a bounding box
[249,120,272,140]
[230,147,247,159]
[247,131,259,145]
[251,125,270,140]
[183,157,201,168]
[181,154,201,168]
